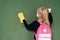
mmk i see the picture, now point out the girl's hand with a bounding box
[18,12,25,23]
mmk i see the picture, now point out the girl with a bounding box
[20,7,53,40]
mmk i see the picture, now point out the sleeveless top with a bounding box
[34,19,52,40]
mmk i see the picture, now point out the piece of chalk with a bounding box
[18,12,24,18]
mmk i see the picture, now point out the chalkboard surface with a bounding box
[0,0,60,40]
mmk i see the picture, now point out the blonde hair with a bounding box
[37,7,50,26]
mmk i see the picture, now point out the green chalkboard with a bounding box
[0,0,60,40]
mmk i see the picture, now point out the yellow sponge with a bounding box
[18,12,25,23]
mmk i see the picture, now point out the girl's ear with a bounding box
[36,13,39,17]
[37,13,38,17]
